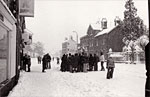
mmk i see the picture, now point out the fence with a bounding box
[108,51,145,64]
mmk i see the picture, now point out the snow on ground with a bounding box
[8,58,146,97]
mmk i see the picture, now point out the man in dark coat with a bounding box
[23,54,28,71]
[106,56,115,79]
[93,54,99,71]
[42,54,47,72]
[73,53,79,72]
[61,54,66,72]
[77,53,82,72]
[46,53,51,69]
[83,53,89,72]
[27,55,31,72]
[145,43,150,96]
[80,52,85,72]
[89,54,94,71]
[68,53,73,72]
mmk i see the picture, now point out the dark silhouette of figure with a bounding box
[106,56,115,79]
[27,55,31,72]
[57,57,60,64]
[42,54,47,72]
[37,56,42,64]
[89,54,94,71]
[93,54,99,71]
[46,53,51,69]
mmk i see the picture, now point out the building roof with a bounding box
[90,23,102,31]
[95,25,118,37]
[80,35,88,39]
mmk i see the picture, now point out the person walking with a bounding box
[100,52,105,71]
[106,56,115,79]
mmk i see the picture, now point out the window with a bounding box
[0,26,8,83]
[96,40,98,46]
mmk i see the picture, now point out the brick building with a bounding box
[80,23,102,54]
[80,17,124,58]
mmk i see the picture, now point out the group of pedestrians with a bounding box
[60,52,100,73]
[60,52,115,79]
[41,53,51,72]
[22,53,31,72]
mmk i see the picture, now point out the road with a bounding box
[8,58,146,97]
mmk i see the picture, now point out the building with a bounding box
[80,17,124,58]
[62,36,77,55]
[0,0,33,96]
[80,22,102,55]
[94,17,124,58]
[0,0,17,96]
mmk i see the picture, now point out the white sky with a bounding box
[25,0,149,54]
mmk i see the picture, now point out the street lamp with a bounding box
[73,31,78,52]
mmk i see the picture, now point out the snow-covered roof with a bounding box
[90,23,102,30]
[95,25,117,37]
[80,35,88,39]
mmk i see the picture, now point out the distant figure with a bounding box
[93,54,99,71]
[27,55,31,72]
[60,54,66,72]
[57,57,60,64]
[83,53,89,73]
[89,54,94,71]
[37,56,42,64]
[46,53,51,69]
[42,54,47,72]
[100,52,105,71]
[106,56,115,79]
[23,53,28,71]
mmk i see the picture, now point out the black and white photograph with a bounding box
[0,0,149,97]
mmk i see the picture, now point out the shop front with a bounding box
[0,0,17,96]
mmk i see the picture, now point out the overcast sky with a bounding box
[25,0,148,54]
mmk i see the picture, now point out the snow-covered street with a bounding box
[8,58,146,97]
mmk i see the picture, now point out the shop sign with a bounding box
[19,0,34,17]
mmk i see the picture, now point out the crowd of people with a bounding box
[21,51,115,79]
[60,52,100,72]
[39,53,52,72]
[60,52,115,79]
[22,53,31,72]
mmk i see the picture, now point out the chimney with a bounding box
[101,18,107,29]
[114,16,121,26]
[69,35,73,40]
